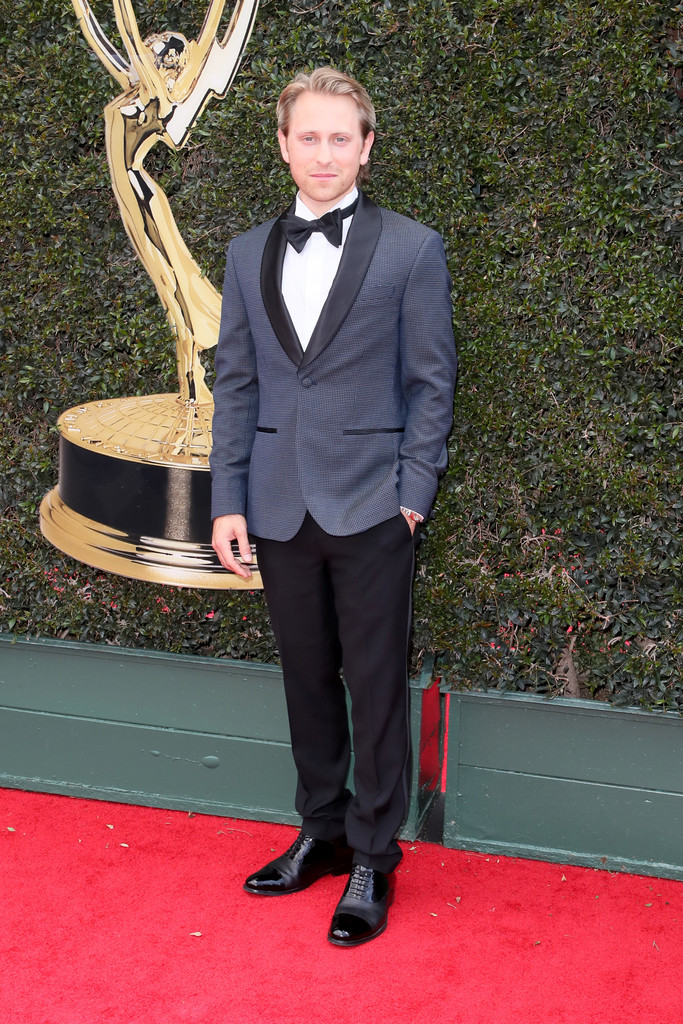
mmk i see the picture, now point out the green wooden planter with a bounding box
[0,635,442,840]
[442,689,683,880]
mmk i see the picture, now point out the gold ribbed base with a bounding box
[40,488,262,590]
[40,393,262,590]
[58,393,215,466]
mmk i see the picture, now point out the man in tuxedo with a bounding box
[211,67,457,946]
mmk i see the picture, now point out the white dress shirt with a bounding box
[281,187,358,350]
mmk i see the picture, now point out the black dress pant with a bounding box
[254,512,416,873]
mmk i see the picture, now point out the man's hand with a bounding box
[401,511,417,535]
[212,514,253,579]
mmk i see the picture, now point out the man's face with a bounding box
[278,91,374,216]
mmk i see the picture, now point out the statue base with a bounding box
[39,394,262,590]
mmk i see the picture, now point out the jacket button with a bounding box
[301,377,313,388]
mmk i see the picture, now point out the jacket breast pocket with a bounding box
[362,284,396,301]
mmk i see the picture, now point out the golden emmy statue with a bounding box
[40,0,262,588]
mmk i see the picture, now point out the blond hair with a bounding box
[277,67,376,184]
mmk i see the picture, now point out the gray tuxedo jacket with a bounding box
[210,191,457,541]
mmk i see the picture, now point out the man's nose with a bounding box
[316,140,333,164]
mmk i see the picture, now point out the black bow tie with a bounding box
[280,197,358,253]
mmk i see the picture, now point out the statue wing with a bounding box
[165,0,259,147]
[71,0,138,89]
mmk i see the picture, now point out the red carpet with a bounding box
[2,788,681,1024]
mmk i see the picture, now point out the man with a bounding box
[211,67,457,947]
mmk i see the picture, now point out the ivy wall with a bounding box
[1,0,682,710]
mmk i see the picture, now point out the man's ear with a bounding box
[360,130,375,166]
[278,129,290,164]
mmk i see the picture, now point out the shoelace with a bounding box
[283,833,311,859]
[346,865,374,899]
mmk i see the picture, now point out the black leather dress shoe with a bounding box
[327,864,394,947]
[243,832,353,895]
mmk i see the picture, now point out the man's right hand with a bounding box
[212,514,253,579]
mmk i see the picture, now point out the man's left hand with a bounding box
[401,511,417,535]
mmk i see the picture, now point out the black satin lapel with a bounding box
[300,192,383,370]
[260,211,304,366]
